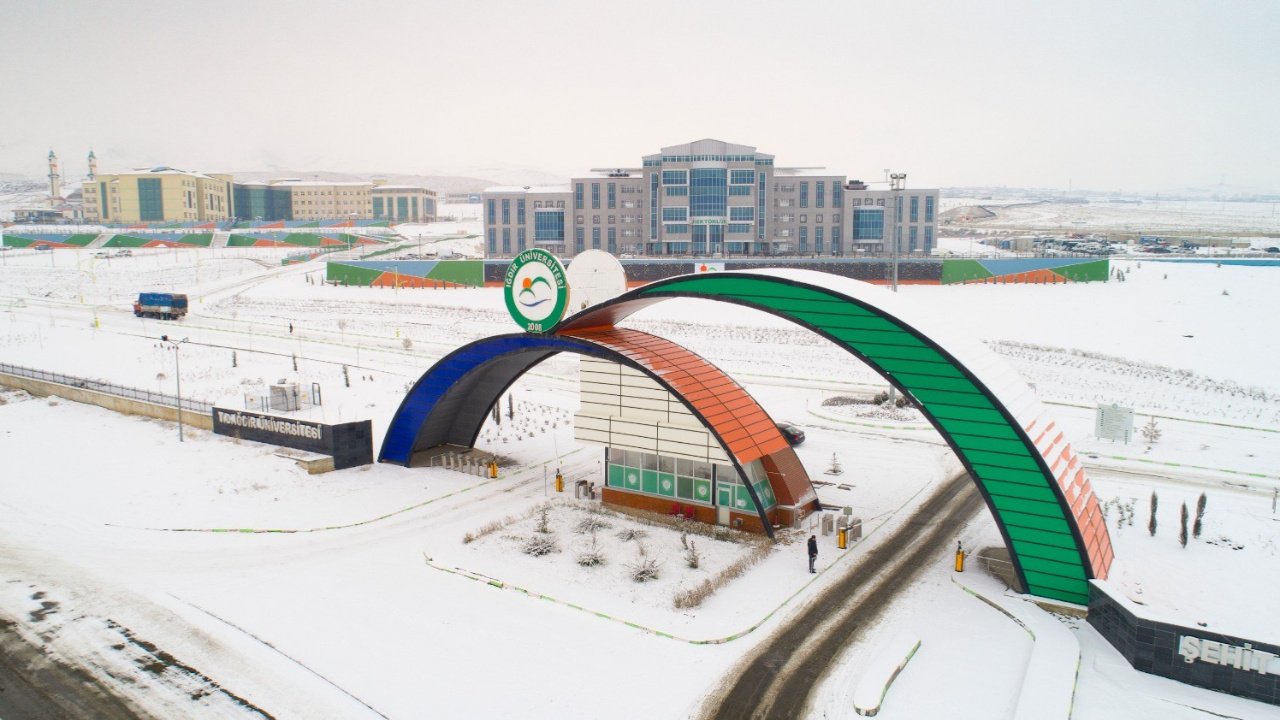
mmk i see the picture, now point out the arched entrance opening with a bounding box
[382,268,1112,605]
[553,269,1112,605]
[380,328,819,536]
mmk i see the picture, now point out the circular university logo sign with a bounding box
[505,248,568,333]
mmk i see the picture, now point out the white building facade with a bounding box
[482,139,938,259]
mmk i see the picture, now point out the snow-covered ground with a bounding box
[943,196,1280,236]
[1,210,1278,718]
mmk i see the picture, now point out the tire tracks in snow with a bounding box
[700,470,984,720]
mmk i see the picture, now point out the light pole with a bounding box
[161,335,189,442]
[886,172,907,408]
[888,172,907,292]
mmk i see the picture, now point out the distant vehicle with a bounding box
[115,249,132,257]
[34,244,52,251]
[776,422,805,446]
[1266,247,1279,254]
[134,292,188,320]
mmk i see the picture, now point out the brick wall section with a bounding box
[759,447,819,510]
[601,488,776,534]
[1088,582,1280,706]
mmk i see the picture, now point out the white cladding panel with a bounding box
[574,357,733,464]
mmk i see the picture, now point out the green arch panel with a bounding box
[558,271,1112,605]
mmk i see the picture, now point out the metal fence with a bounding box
[0,362,213,414]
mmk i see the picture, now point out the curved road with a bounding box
[703,470,985,720]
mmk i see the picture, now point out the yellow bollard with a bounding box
[489,460,498,478]
[955,543,966,572]
[837,527,848,550]
[555,470,564,493]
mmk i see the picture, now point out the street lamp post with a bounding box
[886,172,907,408]
[888,172,907,292]
[161,335,189,442]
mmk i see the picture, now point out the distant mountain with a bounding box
[228,170,501,194]
[228,165,569,193]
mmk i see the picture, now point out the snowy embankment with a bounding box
[1,234,1278,718]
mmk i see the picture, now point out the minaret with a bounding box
[47,148,62,202]
[87,149,97,180]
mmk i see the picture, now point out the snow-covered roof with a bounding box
[119,167,226,181]
[372,185,436,192]
[484,184,571,194]
[268,180,375,188]
[772,167,842,178]
[657,138,759,156]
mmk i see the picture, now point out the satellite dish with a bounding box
[565,250,627,314]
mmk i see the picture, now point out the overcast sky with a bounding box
[2,0,1277,193]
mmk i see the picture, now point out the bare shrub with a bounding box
[599,504,748,544]
[575,514,611,534]
[616,528,649,542]
[673,540,772,610]
[626,545,662,583]
[463,501,553,544]
[535,508,552,534]
[682,533,701,570]
[575,531,606,567]
[523,534,559,557]
[464,516,512,544]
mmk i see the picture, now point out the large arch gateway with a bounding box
[383,268,1112,605]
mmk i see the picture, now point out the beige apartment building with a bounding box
[267,180,375,222]
[82,167,234,223]
[482,139,938,258]
[76,158,438,224]
[247,180,438,223]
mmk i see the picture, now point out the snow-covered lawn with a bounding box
[1,222,1278,717]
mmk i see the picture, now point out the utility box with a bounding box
[270,383,301,412]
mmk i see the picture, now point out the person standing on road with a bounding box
[289,322,294,334]
[808,534,818,573]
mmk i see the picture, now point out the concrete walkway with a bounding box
[953,574,1082,720]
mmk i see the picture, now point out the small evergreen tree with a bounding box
[1179,502,1189,548]
[1194,493,1207,538]
[1141,417,1162,445]
[1148,491,1158,536]
[827,453,843,476]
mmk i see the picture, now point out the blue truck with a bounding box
[133,292,188,320]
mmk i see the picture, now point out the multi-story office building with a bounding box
[235,180,438,223]
[232,181,294,222]
[83,167,235,223]
[267,180,376,222]
[79,159,438,224]
[371,185,438,223]
[482,138,938,259]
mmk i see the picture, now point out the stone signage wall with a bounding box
[1088,581,1279,706]
[212,408,372,470]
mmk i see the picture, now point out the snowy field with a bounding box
[1,213,1279,717]
[943,196,1280,236]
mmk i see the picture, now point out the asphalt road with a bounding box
[0,613,147,720]
[702,470,985,720]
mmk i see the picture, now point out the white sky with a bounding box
[1,0,1277,193]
